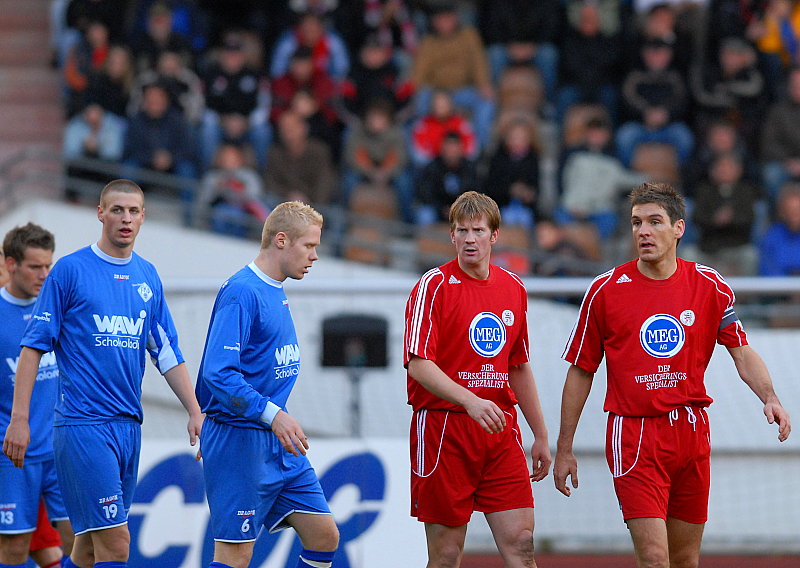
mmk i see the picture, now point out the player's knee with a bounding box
[500,527,535,565]
[429,543,463,568]
[92,527,131,562]
[669,553,700,568]
[635,548,669,568]
[307,522,339,551]
[0,532,32,562]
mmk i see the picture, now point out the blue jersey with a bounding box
[21,244,184,425]
[0,288,59,463]
[196,263,301,429]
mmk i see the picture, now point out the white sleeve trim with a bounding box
[259,401,281,425]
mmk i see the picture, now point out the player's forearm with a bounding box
[407,357,479,409]
[556,365,594,452]
[10,347,44,421]
[730,345,782,406]
[509,364,549,441]
[163,363,203,417]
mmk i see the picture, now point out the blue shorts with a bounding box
[53,420,141,535]
[0,458,68,534]
[201,417,332,542]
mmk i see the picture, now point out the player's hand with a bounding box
[463,396,506,433]
[271,410,309,456]
[529,438,552,482]
[2,418,31,469]
[764,401,791,442]
[553,449,579,497]
[187,412,203,448]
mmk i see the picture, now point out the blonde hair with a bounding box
[261,201,323,248]
[448,191,501,232]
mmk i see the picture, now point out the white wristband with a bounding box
[259,402,281,425]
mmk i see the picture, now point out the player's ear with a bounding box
[673,218,685,239]
[490,229,498,244]
[275,231,288,248]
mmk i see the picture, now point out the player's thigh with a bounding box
[53,422,140,534]
[485,507,535,555]
[424,522,469,566]
[265,457,332,535]
[606,414,671,520]
[626,517,669,568]
[285,511,339,551]
[40,458,69,523]
[666,517,704,568]
[474,412,534,515]
[29,499,62,553]
[410,410,483,526]
[213,540,256,568]
[201,419,275,542]
[0,462,46,533]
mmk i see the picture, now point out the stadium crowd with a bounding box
[52,0,800,276]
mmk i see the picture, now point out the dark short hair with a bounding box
[629,182,685,224]
[2,222,55,262]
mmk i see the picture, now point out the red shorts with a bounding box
[606,407,711,524]
[29,500,62,551]
[410,407,534,526]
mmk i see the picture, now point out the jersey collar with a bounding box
[0,286,37,306]
[91,243,133,265]
[248,262,283,288]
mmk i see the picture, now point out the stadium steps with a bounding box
[0,0,64,196]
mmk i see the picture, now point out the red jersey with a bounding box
[404,259,530,412]
[563,258,748,417]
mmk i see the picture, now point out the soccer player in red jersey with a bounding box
[404,191,551,568]
[554,183,792,568]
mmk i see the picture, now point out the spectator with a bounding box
[123,82,197,221]
[270,11,350,80]
[760,65,800,201]
[531,216,600,276]
[415,130,479,225]
[759,182,800,274]
[629,3,694,78]
[127,0,209,55]
[63,19,110,118]
[411,3,496,149]
[269,45,341,155]
[684,117,760,197]
[195,143,274,238]
[341,98,412,221]
[482,116,542,229]
[556,1,624,125]
[64,102,126,164]
[333,0,418,70]
[129,49,205,125]
[129,0,194,73]
[264,110,336,205]
[409,89,478,168]
[615,37,695,168]
[557,117,647,240]
[57,0,129,67]
[200,33,271,171]
[690,36,767,150]
[747,0,800,100]
[63,102,127,201]
[477,0,563,105]
[85,44,134,118]
[690,152,761,275]
[339,34,414,123]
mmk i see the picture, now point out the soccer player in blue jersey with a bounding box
[196,201,339,568]
[3,180,203,568]
[0,223,74,568]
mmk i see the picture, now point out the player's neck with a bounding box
[4,282,34,301]
[457,257,490,280]
[636,256,678,280]
[96,238,133,259]
[254,251,286,283]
